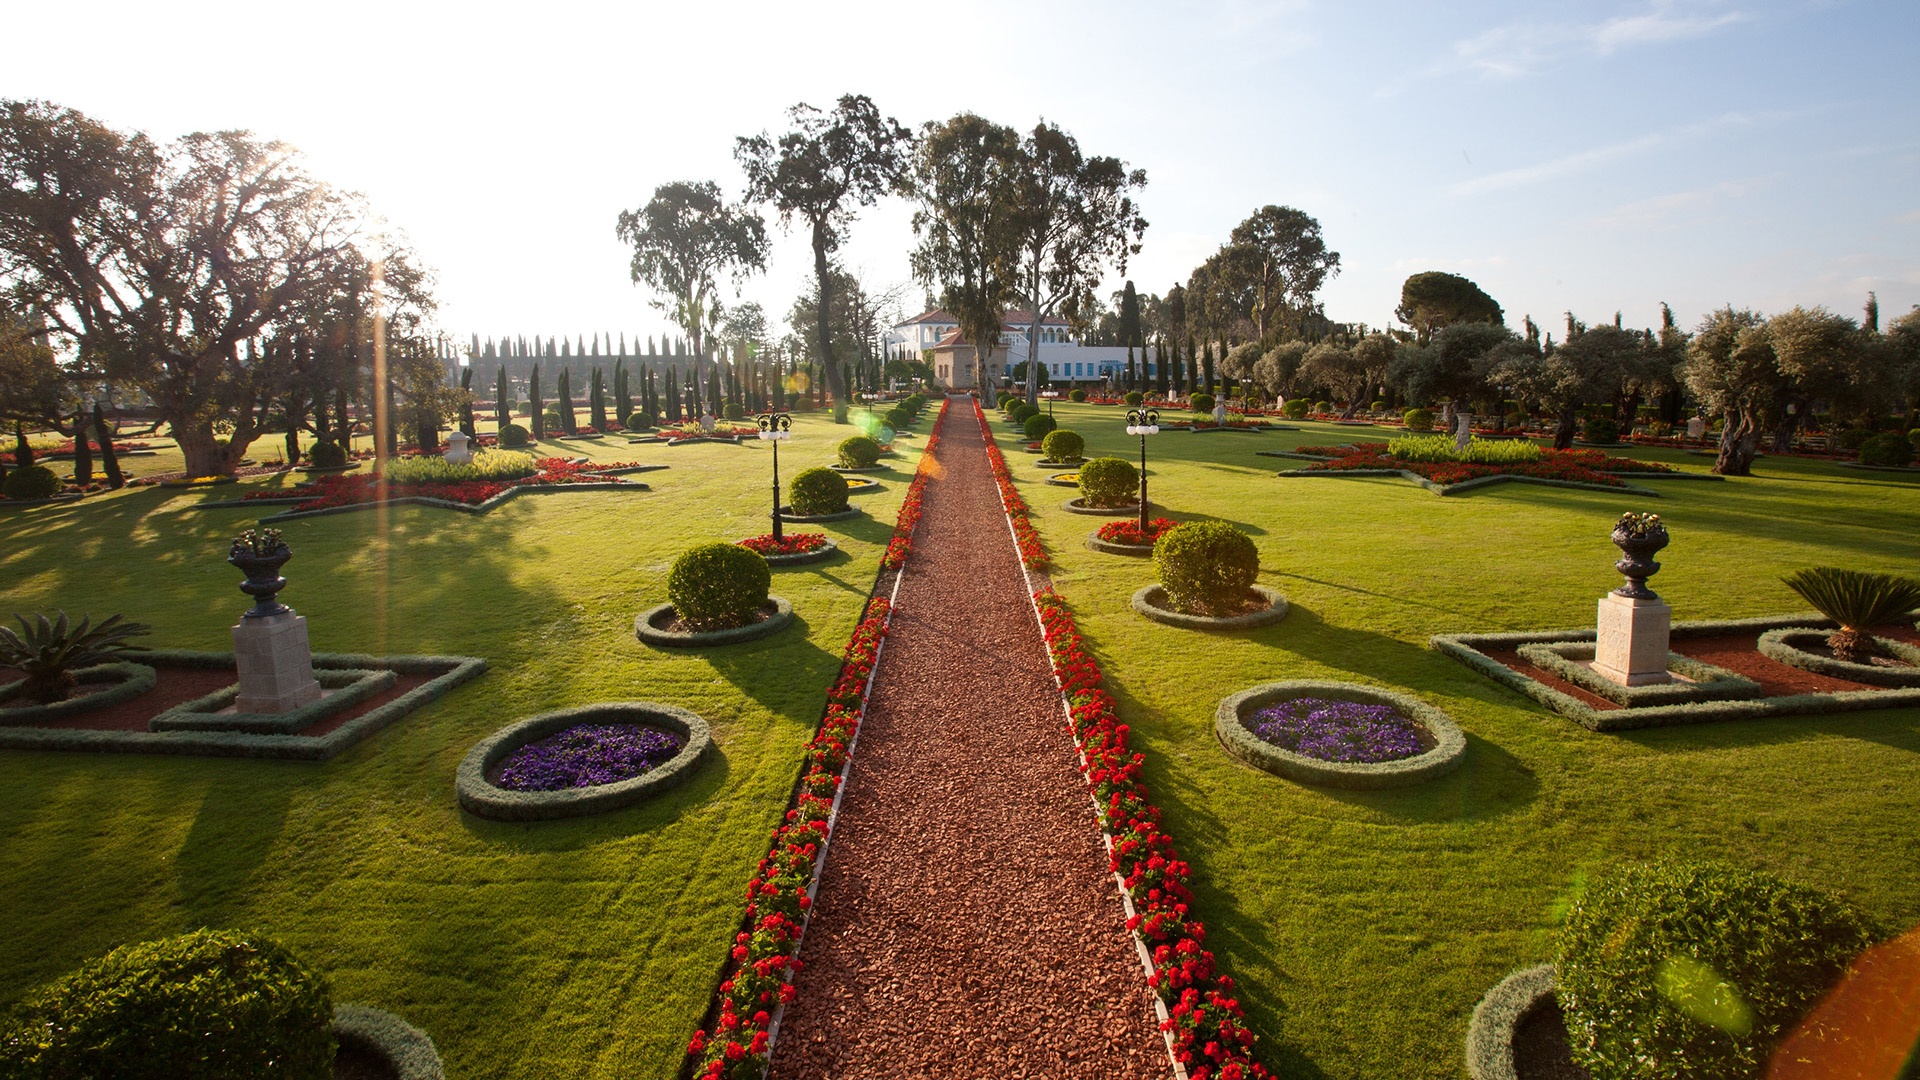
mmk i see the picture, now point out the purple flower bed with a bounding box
[494,723,685,792]
[1249,697,1425,763]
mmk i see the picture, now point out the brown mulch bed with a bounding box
[768,410,1162,1079]
[658,601,781,635]
[3,664,430,736]
[1513,998,1590,1080]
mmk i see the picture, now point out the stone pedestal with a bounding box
[1592,593,1672,686]
[232,611,323,713]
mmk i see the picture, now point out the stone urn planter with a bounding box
[228,542,293,617]
[1608,521,1668,600]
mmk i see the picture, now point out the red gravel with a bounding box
[769,403,1164,1080]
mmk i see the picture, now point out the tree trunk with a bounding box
[172,422,250,479]
[92,403,124,489]
[1553,404,1579,450]
[1769,406,1802,455]
[812,230,849,423]
[1713,408,1760,476]
[1024,310,1044,403]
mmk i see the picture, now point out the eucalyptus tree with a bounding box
[909,113,1019,400]
[1226,205,1341,339]
[615,180,768,366]
[737,95,913,422]
[1002,121,1147,402]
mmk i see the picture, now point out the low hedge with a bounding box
[331,1004,444,1080]
[455,702,713,821]
[667,543,771,630]
[147,668,396,735]
[0,662,157,724]
[1215,680,1465,789]
[636,596,793,648]
[1466,964,1559,1080]
[1514,642,1762,706]
[1755,627,1920,687]
[1132,583,1288,630]
[788,466,850,516]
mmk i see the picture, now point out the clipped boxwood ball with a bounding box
[1012,403,1039,425]
[1001,396,1024,415]
[0,928,335,1080]
[499,423,531,448]
[1314,400,1331,413]
[2,464,61,500]
[1190,393,1216,414]
[837,435,882,469]
[1584,416,1620,444]
[883,406,911,431]
[667,542,772,629]
[515,402,533,416]
[1024,413,1058,440]
[1282,399,1310,419]
[1077,456,1138,508]
[1154,521,1259,616]
[1556,860,1877,1080]
[1068,388,1087,402]
[1403,407,1434,431]
[306,440,348,469]
[1041,429,1084,461]
[1858,432,1914,467]
[789,465,850,515]
[1123,391,1145,407]
[723,402,745,421]
[623,411,650,431]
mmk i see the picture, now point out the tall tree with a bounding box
[909,113,1019,401]
[1396,271,1504,343]
[1227,205,1341,339]
[1681,308,1775,475]
[737,95,913,423]
[1002,121,1148,401]
[1766,305,1866,447]
[615,180,768,362]
[1118,281,1142,352]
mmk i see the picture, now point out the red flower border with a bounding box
[1295,442,1675,487]
[976,402,1049,570]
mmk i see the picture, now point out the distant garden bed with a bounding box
[206,457,663,520]
[1277,439,1713,496]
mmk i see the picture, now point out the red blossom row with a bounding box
[1096,517,1180,546]
[1033,589,1272,1080]
[238,457,649,511]
[687,405,948,1078]
[975,403,1049,570]
[738,532,828,556]
[1297,443,1674,487]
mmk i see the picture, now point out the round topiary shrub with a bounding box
[1857,432,1913,467]
[1556,860,1877,1080]
[837,435,882,469]
[2,464,61,500]
[1024,413,1058,440]
[1012,403,1039,425]
[883,406,911,431]
[667,543,773,630]
[1001,396,1024,415]
[544,406,568,428]
[1314,400,1331,413]
[723,402,745,421]
[1282,399,1311,419]
[624,411,650,431]
[1077,456,1139,508]
[789,465,850,515]
[1123,391,1145,407]
[1370,399,1387,412]
[1836,427,1875,451]
[515,402,533,416]
[1584,416,1621,444]
[1041,429,1085,462]
[1153,521,1260,616]
[1068,388,1087,402]
[499,423,530,448]
[1403,407,1434,431]
[306,440,348,469]
[0,928,335,1080]
[1190,393,1216,414]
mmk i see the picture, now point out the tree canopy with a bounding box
[909,112,1018,397]
[1396,271,1504,342]
[1226,205,1341,339]
[615,180,768,361]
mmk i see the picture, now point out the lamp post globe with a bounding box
[1125,408,1159,532]
[757,412,793,542]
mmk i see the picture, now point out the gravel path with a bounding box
[769,400,1164,1080]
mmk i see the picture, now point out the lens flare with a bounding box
[1768,925,1920,1080]
[1655,955,1755,1037]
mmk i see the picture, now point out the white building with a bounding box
[890,308,1165,390]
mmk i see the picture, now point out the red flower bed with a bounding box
[663,425,759,444]
[976,403,1049,570]
[238,457,648,511]
[1096,517,1180,546]
[738,532,827,556]
[3,439,149,464]
[1294,443,1674,487]
[1033,589,1271,1080]
[882,400,948,570]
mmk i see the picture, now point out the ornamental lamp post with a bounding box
[1042,389,1058,417]
[1125,407,1160,533]
[757,412,793,542]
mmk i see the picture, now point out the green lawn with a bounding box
[1000,401,1920,1079]
[0,412,923,1078]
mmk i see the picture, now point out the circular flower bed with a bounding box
[1085,516,1179,556]
[636,596,793,647]
[1465,964,1561,1080]
[738,532,838,567]
[1062,496,1146,516]
[1756,627,1920,687]
[1215,681,1467,788]
[456,703,712,821]
[1132,584,1288,630]
[0,662,157,724]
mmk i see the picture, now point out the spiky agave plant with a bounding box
[0,611,152,704]
[1781,568,1920,664]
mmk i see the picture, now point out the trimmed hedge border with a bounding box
[760,539,840,567]
[0,650,486,759]
[635,596,794,648]
[1216,680,1467,789]
[1256,449,1336,461]
[1514,641,1762,706]
[1084,532,1154,557]
[1431,613,1920,730]
[1836,461,1920,474]
[842,478,883,495]
[1045,474,1080,488]
[1756,628,1920,688]
[1465,964,1558,1080]
[1034,457,1085,468]
[148,668,397,734]
[1062,496,1148,516]
[455,702,712,821]
[1132,583,1290,631]
[334,1003,444,1080]
[0,662,157,723]
[776,505,862,523]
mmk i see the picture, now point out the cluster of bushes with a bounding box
[1386,435,1544,465]
[1154,521,1260,616]
[667,543,772,630]
[1858,431,1915,467]
[381,449,537,484]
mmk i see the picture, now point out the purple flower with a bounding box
[1249,697,1424,764]
[494,723,685,792]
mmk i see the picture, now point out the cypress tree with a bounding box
[1125,343,1136,390]
[459,367,477,438]
[92,403,124,489]
[495,366,510,429]
[1156,337,1170,397]
[666,366,681,422]
[556,367,577,433]
[529,363,545,439]
[1201,339,1215,396]
[613,361,631,426]
[590,367,609,430]
[14,423,32,467]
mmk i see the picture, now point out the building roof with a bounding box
[894,307,1070,331]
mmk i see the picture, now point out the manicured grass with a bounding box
[1006,401,1920,1079]
[0,410,922,1079]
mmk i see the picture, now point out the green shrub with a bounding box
[1077,456,1138,508]
[1585,416,1620,444]
[544,405,568,428]
[1001,396,1024,415]
[1836,427,1875,451]
[306,441,348,469]
[883,406,911,431]
[788,466,850,515]
[1781,566,1920,663]
[3,464,62,500]
[1123,391,1144,407]
[1190,393,1216,414]
[623,411,650,431]
[1012,403,1039,425]
[1557,860,1876,1080]
[1314,400,1331,413]
[1041,430,1085,461]
[382,449,537,484]
[1387,434,1544,465]
[1154,521,1260,616]
[0,928,334,1080]
[837,436,881,469]
[1024,413,1058,440]
[723,402,744,421]
[1857,432,1913,467]
[1282,400,1310,419]
[499,423,530,448]
[1403,408,1434,431]
[515,402,533,416]
[1370,399,1387,412]
[667,543,772,630]
[1068,388,1087,402]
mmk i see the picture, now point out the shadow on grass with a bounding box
[1617,703,1920,757]
[701,614,846,719]
[174,763,300,926]
[458,743,737,853]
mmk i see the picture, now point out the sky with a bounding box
[7,0,1918,350]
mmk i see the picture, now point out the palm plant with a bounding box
[1781,568,1920,664]
[0,611,152,704]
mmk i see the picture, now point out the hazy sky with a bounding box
[7,0,1917,348]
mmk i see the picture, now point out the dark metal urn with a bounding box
[229,544,293,618]
[1609,525,1669,600]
